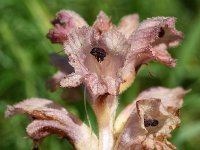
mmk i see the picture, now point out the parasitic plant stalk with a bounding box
[93,95,118,150]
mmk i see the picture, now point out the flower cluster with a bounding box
[5,10,187,150]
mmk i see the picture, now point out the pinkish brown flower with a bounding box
[47,10,88,44]
[5,98,98,150]
[114,87,188,150]
[120,17,183,92]
[60,26,129,100]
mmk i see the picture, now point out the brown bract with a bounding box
[114,87,188,150]
[5,98,98,150]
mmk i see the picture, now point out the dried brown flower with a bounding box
[114,87,188,150]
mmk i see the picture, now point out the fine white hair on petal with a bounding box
[117,14,139,38]
[5,98,66,118]
[93,11,112,34]
[58,10,88,27]
[60,73,82,88]
[83,73,107,99]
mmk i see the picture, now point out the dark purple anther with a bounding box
[90,47,106,63]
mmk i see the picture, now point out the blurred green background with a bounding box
[1,0,200,149]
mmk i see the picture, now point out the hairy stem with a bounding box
[93,94,118,150]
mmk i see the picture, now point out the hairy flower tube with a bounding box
[5,10,186,150]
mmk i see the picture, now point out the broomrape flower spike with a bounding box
[5,10,187,150]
